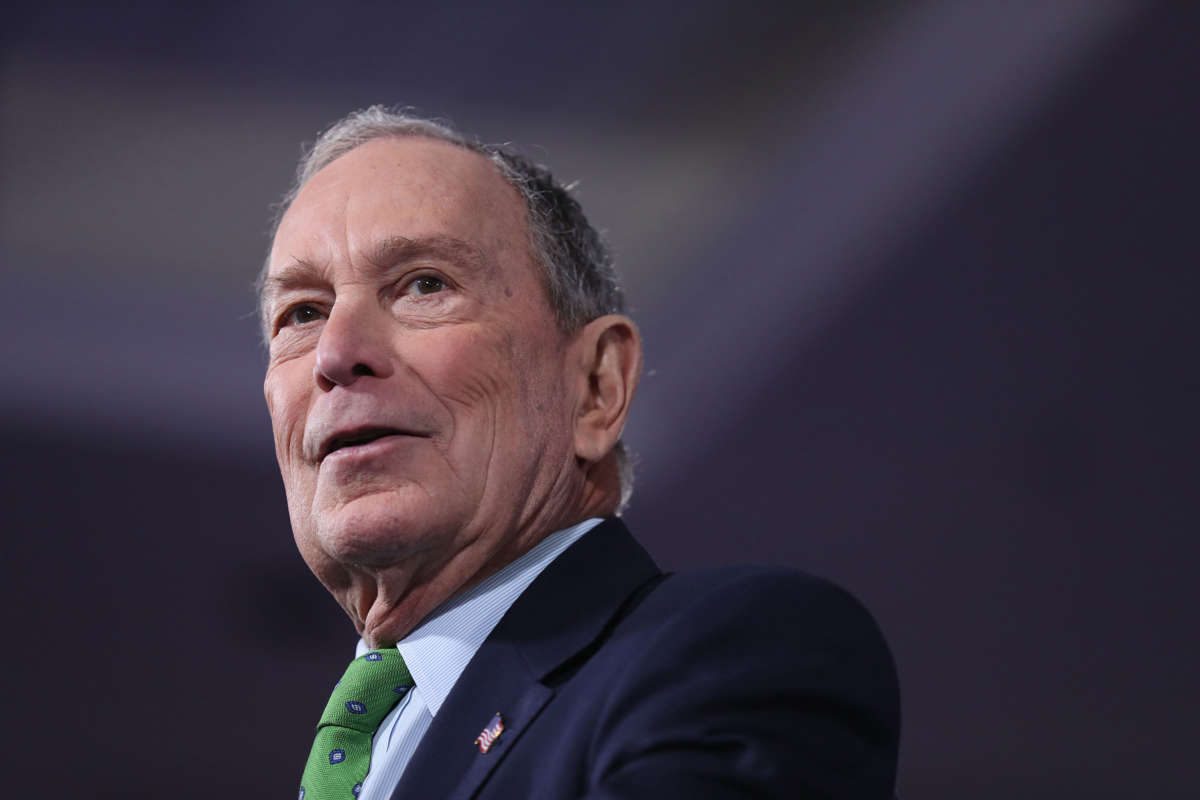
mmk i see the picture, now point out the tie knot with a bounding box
[318,649,414,733]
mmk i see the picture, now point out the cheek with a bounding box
[412,328,516,417]
[266,374,322,561]
[482,329,572,449]
[516,372,573,456]
[264,365,312,472]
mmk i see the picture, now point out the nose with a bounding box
[313,300,395,390]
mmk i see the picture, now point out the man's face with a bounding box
[262,137,578,621]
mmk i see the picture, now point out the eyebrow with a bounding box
[367,234,487,274]
[259,234,487,310]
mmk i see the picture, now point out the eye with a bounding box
[405,275,446,296]
[278,303,324,330]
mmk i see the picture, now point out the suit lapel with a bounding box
[388,634,553,800]
[390,518,660,800]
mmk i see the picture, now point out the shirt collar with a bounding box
[355,517,603,716]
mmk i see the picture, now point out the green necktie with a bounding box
[300,649,414,799]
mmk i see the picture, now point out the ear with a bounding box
[571,314,642,464]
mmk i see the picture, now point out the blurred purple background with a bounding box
[3,1,1196,797]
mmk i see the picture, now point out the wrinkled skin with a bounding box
[262,137,639,646]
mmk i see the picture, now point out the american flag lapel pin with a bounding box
[474,711,505,754]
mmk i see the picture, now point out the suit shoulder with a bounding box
[637,564,887,646]
[654,562,860,602]
[584,563,901,795]
[607,563,898,709]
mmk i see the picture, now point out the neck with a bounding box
[337,458,619,648]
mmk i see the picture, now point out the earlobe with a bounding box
[573,315,642,463]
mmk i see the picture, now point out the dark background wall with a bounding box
[2,1,1195,797]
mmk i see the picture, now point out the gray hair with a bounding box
[263,106,635,511]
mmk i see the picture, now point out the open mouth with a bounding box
[320,427,423,461]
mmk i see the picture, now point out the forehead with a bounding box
[269,136,530,271]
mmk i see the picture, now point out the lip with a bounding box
[322,432,421,464]
[317,425,430,462]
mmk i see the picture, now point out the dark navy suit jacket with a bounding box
[389,518,900,799]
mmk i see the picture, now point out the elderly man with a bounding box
[261,107,900,800]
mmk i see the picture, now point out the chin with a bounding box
[312,489,457,569]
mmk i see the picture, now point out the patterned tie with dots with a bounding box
[299,649,414,799]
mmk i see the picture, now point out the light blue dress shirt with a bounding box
[353,517,603,800]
